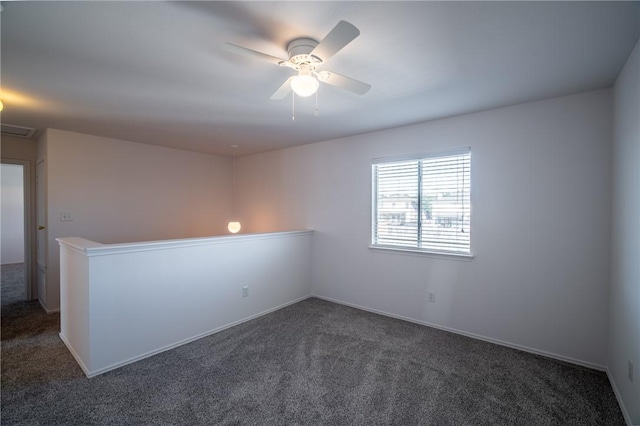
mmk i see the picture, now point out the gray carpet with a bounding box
[1,263,25,305]
[1,297,625,425]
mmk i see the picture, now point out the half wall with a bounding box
[58,230,313,377]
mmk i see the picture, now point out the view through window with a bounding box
[372,148,471,255]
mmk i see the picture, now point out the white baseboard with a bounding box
[71,295,313,378]
[59,332,92,377]
[0,262,24,267]
[311,294,606,371]
[606,368,635,426]
[38,298,60,314]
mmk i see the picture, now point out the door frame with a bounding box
[1,159,35,300]
[36,158,47,307]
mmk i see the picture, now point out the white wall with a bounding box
[1,135,38,161]
[1,163,25,264]
[236,89,613,368]
[39,129,233,311]
[610,39,640,425]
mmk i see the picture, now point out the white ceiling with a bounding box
[2,1,639,157]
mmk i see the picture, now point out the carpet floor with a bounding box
[1,263,25,306]
[0,297,625,425]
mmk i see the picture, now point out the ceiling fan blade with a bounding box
[224,43,287,66]
[270,76,294,100]
[319,71,371,95]
[311,21,360,62]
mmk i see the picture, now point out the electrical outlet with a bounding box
[242,286,249,297]
[629,360,634,382]
[60,212,73,222]
[427,292,436,303]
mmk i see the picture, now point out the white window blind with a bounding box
[372,148,471,255]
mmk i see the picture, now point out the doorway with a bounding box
[1,161,33,305]
[1,163,26,304]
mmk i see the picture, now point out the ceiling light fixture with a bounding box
[290,64,319,97]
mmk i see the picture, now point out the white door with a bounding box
[36,160,47,305]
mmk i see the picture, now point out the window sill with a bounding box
[369,245,474,261]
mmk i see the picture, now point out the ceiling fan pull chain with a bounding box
[292,91,295,121]
[314,89,320,117]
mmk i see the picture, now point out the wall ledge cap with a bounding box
[57,230,313,257]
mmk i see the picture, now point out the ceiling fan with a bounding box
[225,21,371,100]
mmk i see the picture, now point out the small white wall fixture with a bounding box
[57,230,313,377]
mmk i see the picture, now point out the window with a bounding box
[371,148,471,256]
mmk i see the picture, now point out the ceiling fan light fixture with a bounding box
[291,74,319,97]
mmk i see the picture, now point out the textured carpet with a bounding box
[1,297,625,425]
[1,263,25,305]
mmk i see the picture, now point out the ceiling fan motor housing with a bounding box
[287,38,322,67]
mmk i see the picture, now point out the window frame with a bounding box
[370,147,473,260]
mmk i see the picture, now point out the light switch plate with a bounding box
[60,212,73,222]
